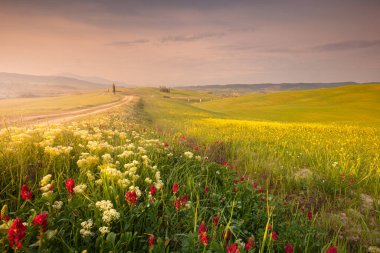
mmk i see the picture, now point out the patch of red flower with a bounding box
[8,218,27,249]
[193,146,199,151]
[125,190,138,205]
[222,229,231,244]
[21,184,32,200]
[65,178,75,195]
[181,194,188,203]
[33,213,48,232]
[163,142,169,148]
[198,221,209,246]
[212,215,219,227]
[204,186,209,193]
[174,194,189,210]
[285,243,294,253]
[245,236,255,250]
[149,185,156,197]
[174,199,181,210]
[172,182,178,194]
[0,214,9,222]
[222,161,233,169]
[307,210,313,220]
[271,231,278,241]
[226,243,240,253]
[326,246,337,253]
[148,234,155,249]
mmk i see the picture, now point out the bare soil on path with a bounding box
[3,96,135,127]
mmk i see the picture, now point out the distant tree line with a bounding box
[159,86,171,93]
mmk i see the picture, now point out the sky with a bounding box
[1,0,380,86]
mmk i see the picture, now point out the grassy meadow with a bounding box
[131,84,380,250]
[0,98,336,253]
[194,84,380,126]
[0,85,379,252]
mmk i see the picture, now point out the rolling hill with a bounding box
[180,82,376,95]
[0,72,112,99]
[194,84,380,126]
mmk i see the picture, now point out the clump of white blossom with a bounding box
[80,219,94,238]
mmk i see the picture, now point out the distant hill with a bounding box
[0,72,112,99]
[57,72,128,87]
[179,82,375,95]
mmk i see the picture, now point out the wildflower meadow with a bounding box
[0,102,346,252]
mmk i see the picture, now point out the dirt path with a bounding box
[9,96,136,126]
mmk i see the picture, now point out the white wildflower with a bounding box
[102,209,120,224]
[52,201,63,210]
[95,200,113,212]
[40,174,52,187]
[99,226,110,235]
[184,151,194,159]
[73,184,87,194]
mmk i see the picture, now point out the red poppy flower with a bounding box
[163,142,169,148]
[180,194,188,204]
[174,199,181,210]
[148,234,155,249]
[172,182,178,194]
[198,221,208,246]
[212,216,219,227]
[245,236,255,250]
[204,186,209,193]
[307,210,313,220]
[21,184,32,200]
[285,243,294,253]
[65,178,75,195]
[8,218,27,249]
[226,243,240,253]
[193,146,199,151]
[326,246,337,253]
[125,190,138,205]
[271,231,278,241]
[149,185,156,197]
[33,213,48,232]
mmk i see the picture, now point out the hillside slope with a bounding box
[179,82,372,95]
[0,72,109,99]
[195,84,380,125]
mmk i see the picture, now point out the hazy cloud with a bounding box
[313,40,380,51]
[161,32,224,43]
[106,39,149,46]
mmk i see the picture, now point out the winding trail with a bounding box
[8,96,136,126]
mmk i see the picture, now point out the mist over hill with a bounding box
[179,82,376,95]
[0,72,113,99]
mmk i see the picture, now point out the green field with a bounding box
[195,84,380,126]
[0,85,379,252]
[132,84,380,248]
[0,90,122,117]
